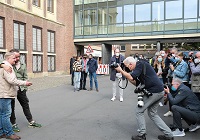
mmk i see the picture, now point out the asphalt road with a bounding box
[12,75,199,140]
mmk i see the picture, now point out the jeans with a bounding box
[112,73,123,98]
[136,91,173,137]
[0,98,14,137]
[10,89,33,124]
[172,105,200,129]
[74,72,81,90]
[89,72,98,90]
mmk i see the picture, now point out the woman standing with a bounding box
[73,56,82,92]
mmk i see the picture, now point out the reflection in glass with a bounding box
[184,19,197,30]
[108,24,123,34]
[75,10,83,27]
[166,0,182,19]
[165,20,183,30]
[75,27,83,36]
[152,21,164,31]
[108,7,122,24]
[98,25,107,34]
[84,26,97,35]
[98,8,107,25]
[184,0,197,18]
[124,24,134,33]
[152,1,164,21]
[135,22,151,32]
[136,4,151,22]
[84,9,97,26]
[124,5,134,23]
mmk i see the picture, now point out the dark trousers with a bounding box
[172,105,200,130]
[80,71,87,89]
[10,90,33,124]
[71,72,74,86]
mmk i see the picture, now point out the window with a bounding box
[131,45,139,50]
[33,55,42,72]
[47,30,55,53]
[0,18,4,49]
[33,0,40,7]
[124,5,134,23]
[136,4,151,22]
[32,27,42,52]
[47,0,54,13]
[120,46,125,51]
[48,56,55,71]
[184,0,197,18]
[0,52,5,61]
[20,53,26,64]
[14,22,25,50]
[166,0,182,19]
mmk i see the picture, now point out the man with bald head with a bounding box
[189,51,200,100]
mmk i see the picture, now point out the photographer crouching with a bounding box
[115,57,173,140]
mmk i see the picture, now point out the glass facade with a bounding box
[74,0,200,38]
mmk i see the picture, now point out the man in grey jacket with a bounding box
[164,78,200,137]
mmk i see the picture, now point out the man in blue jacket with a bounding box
[164,78,200,137]
[87,54,98,92]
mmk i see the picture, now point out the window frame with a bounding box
[47,55,56,72]
[13,21,26,51]
[47,0,54,13]
[32,54,43,73]
[0,17,5,49]
[47,30,55,53]
[32,26,42,52]
[32,0,40,7]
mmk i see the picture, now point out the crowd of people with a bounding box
[122,48,200,140]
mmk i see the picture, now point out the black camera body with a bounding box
[183,55,195,61]
[134,84,153,97]
[167,53,173,57]
[110,62,119,68]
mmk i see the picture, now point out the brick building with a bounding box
[0,0,74,78]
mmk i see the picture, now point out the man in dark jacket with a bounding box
[87,54,98,92]
[70,55,76,86]
[110,48,125,102]
[164,78,200,137]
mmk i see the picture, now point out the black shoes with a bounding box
[131,134,146,140]
[158,135,174,140]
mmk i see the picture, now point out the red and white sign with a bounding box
[86,45,93,53]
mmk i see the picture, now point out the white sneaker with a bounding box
[111,97,116,101]
[189,123,200,132]
[172,128,185,137]
[120,97,123,102]
[159,102,163,106]
[164,111,173,117]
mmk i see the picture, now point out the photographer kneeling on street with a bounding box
[164,78,200,137]
[115,57,173,140]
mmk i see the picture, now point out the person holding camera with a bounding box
[189,51,200,100]
[115,57,173,140]
[110,48,125,102]
[164,78,200,136]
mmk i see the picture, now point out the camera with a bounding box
[134,84,153,107]
[110,62,119,68]
[134,84,153,97]
[167,53,173,57]
[183,54,195,62]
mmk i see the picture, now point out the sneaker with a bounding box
[28,121,42,128]
[111,97,116,101]
[159,102,163,106]
[12,124,20,132]
[158,135,174,140]
[189,123,200,132]
[172,128,185,137]
[120,97,123,102]
[96,89,99,92]
[131,134,146,140]
[164,111,173,117]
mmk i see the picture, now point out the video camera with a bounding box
[134,84,153,107]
